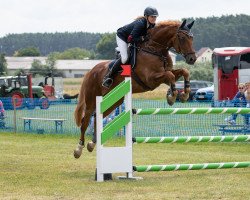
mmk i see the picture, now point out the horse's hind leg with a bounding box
[86,112,97,152]
[86,100,124,152]
[74,110,93,158]
[172,68,191,102]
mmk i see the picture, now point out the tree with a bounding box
[29,59,46,76]
[48,48,94,60]
[29,57,63,77]
[175,61,213,81]
[0,54,8,75]
[44,56,63,77]
[96,33,116,59]
[14,46,40,57]
[14,68,26,76]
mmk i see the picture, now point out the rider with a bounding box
[102,6,159,88]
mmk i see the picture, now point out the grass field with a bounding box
[1,133,249,200]
[63,78,169,99]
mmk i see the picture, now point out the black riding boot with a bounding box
[102,58,122,88]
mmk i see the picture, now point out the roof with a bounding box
[6,54,176,70]
[6,57,107,70]
[55,60,107,70]
[213,47,250,56]
[196,47,212,57]
[6,57,47,70]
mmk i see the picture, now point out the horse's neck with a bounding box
[149,26,177,49]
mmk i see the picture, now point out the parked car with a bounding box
[168,80,213,100]
[194,85,214,101]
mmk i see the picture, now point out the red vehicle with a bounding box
[213,47,250,100]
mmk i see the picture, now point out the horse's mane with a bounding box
[149,20,180,36]
[156,20,180,28]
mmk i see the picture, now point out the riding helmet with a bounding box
[144,7,159,17]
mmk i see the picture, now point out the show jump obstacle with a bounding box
[96,77,250,182]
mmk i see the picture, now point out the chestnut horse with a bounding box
[74,19,196,158]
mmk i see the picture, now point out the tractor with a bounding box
[0,74,49,109]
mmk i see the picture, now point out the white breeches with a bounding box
[116,35,128,64]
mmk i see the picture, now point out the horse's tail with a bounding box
[74,76,87,127]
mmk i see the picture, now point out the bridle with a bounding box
[149,29,196,59]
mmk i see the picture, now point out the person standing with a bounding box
[225,83,246,125]
[244,82,250,126]
[0,100,5,128]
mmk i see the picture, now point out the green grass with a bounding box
[0,132,249,200]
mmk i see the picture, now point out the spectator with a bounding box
[225,83,246,125]
[0,100,5,128]
[244,82,250,126]
[0,100,5,117]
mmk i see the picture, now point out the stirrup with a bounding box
[102,77,113,88]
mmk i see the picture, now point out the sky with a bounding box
[0,0,249,37]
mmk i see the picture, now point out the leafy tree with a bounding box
[14,68,26,76]
[175,61,213,81]
[0,54,8,75]
[48,48,94,60]
[14,46,40,56]
[0,32,101,56]
[44,56,63,77]
[96,33,116,59]
[29,59,46,76]
[29,57,63,77]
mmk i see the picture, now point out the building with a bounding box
[6,53,176,78]
[6,57,106,78]
[196,47,213,63]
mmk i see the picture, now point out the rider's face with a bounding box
[148,16,157,24]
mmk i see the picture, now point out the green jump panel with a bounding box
[134,135,250,143]
[135,107,250,115]
[101,111,130,145]
[101,80,130,113]
[134,162,250,172]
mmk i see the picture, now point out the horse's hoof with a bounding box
[87,141,96,152]
[74,150,81,159]
[179,92,189,103]
[166,95,176,106]
[73,144,84,159]
[167,99,174,106]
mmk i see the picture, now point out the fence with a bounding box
[0,98,249,137]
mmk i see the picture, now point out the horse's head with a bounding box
[173,19,196,64]
[148,19,196,65]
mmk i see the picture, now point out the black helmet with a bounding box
[144,6,159,17]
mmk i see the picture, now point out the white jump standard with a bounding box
[95,77,250,182]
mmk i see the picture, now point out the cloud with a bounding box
[0,0,249,37]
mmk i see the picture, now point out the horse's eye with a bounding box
[179,36,185,43]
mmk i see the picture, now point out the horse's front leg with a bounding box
[171,68,191,102]
[167,81,178,106]
[154,70,178,106]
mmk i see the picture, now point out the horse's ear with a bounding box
[180,19,187,28]
[187,20,195,29]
